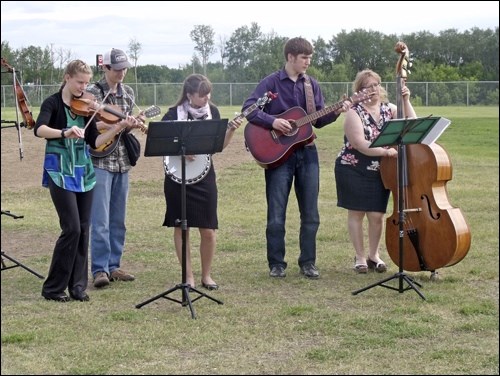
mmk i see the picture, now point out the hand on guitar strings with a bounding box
[272,117,293,134]
[134,111,147,127]
[121,114,141,131]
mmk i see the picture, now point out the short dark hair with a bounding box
[283,37,313,60]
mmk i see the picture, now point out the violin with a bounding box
[70,92,124,124]
[70,92,149,133]
[380,42,471,273]
[1,57,35,129]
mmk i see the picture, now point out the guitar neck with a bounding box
[294,98,349,127]
[104,106,153,134]
[233,92,276,122]
[233,101,261,122]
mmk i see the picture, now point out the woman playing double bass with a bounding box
[334,69,416,273]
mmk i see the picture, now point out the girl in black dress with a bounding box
[161,74,241,289]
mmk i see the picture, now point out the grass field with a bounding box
[1,106,499,375]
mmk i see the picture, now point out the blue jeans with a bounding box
[90,167,128,277]
[264,145,320,270]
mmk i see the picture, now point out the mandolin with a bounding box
[89,105,160,157]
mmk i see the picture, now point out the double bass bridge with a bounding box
[402,208,422,213]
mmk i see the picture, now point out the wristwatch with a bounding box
[61,129,66,138]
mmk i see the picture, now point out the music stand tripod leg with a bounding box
[135,283,198,319]
[352,272,402,295]
[352,139,426,300]
[352,271,425,300]
[1,250,44,279]
[137,129,227,318]
[188,286,224,305]
[1,211,44,279]
[401,274,426,300]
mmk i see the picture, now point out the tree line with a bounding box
[1,24,498,88]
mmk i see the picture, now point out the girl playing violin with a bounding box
[34,59,129,302]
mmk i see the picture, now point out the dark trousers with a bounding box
[42,179,93,296]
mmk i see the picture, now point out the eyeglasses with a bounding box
[363,83,381,90]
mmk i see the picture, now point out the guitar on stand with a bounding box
[164,91,277,184]
[244,90,373,169]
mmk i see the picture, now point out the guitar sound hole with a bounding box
[284,124,299,137]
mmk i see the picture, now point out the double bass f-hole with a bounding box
[420,194,440,220]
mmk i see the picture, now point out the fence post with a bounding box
[466,82,469,107]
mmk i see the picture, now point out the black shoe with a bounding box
[69,291,90,301]
[269,265,286,278]
[300,263,320,279]
[367,258,387,273]
[42,293,70,302]
[201,281,219,291]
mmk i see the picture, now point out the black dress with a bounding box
[334,103,393,213]
[162,105,220,229]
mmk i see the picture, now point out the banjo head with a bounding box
[163,154,211,184]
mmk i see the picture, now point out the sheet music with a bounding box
[420,117,451,145]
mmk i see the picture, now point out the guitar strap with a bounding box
[95,82,107,101]
[95,82,116,105]
[304,75,317,126]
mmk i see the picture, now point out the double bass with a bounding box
[380,42,471,275]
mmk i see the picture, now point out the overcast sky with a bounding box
[1,1,498,67]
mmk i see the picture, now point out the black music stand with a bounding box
[1,210,44,278]
[137,119,228,319]
[352,116,450,300]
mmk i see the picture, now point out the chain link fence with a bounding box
[2,81,498,109]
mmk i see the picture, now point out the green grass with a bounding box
[1,106,499,375]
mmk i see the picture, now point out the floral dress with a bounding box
[334,102,394,212]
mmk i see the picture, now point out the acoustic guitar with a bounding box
[90,105,161,157]
[244,90,373,169]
